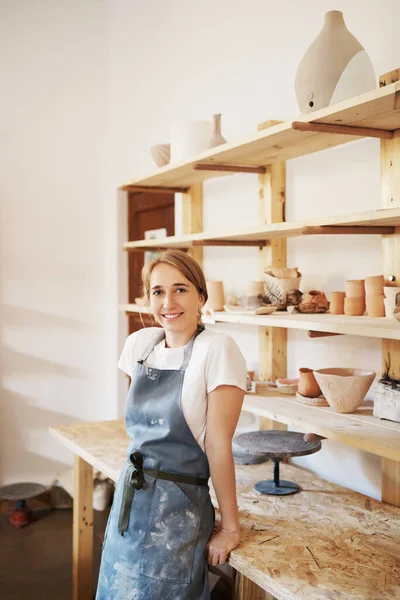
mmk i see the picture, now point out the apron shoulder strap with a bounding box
[180,324,205,371]
[140,329,166,363]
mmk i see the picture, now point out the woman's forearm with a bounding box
[206,438,240,532]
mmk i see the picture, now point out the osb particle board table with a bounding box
[50,419,400,600]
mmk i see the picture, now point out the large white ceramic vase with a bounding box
[295,10,376,113]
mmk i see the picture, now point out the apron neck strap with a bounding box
[140,324,205,368]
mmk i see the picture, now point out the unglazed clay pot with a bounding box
[366,294,385,317]
[298,368,321,398]
[344,297,365,316]
[205,281,225,311]
[365,275,384,297]
[345,279,365,298]
[330,291,345,315]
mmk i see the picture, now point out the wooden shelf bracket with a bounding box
[194,163,266,174]
[292,120,394,140]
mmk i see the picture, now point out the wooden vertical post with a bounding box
[182,183,203,266]
[73,456,93,600]
[380,69,400,507]
[234,573,275,600]
[258,120,287,432]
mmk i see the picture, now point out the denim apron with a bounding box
[96,325,214,600]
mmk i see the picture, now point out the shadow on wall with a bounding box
[1,303,93,331]
[0,387,86,485]
[0,345,89,380]
[291,437,381,500]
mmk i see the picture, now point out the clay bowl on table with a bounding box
[313,368,376,413]
[276,378,299,395]
[150,143,171,167]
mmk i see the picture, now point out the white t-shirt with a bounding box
[118,327,247,450]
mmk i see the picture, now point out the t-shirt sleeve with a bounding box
[117,333,137,377]
[205,334,247,394]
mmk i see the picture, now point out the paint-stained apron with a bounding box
[96,325,214,600]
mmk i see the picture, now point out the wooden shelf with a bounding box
[243,392,400,461]
[121,81,400,191]
[119,304,400,341]
[124,207,400,251]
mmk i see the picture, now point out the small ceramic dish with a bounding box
[295,391,329,407]
[223,305,278,316]
[394,307,400,323]
[275,378,299,395]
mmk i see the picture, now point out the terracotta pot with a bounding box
[298,368,321,398]
[205,281,225,311]
[345,279,365,298]
[330,291,345,315]
[344,297,365,316]
[365,275,384,296]
[366,294,385,317]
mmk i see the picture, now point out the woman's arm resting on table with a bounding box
[205,384,244,566]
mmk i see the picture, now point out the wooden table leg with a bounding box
[73,455,93,600]
[234,571,277,600]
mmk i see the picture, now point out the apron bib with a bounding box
[96,326,214,600]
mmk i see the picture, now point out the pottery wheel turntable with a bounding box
[235,430,321,495]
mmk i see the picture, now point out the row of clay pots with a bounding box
[331,276,398,317]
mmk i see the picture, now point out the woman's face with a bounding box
[149,263,204,336]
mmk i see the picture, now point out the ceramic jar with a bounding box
[365,275,384,296]
[205,281,225,311]
[344,297,366,316]
[295,10,376,113]
[298,368,321,398]
[345,279,365,298]
[330,291,345,315]
[170,120,213,162]
[366,295,385,317]
[207,113,227,148]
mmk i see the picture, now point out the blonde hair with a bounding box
[142,250,208,309]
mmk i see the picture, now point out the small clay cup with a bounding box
[345,279,365,298]
[330,291,345,315]
[344,297,365,316]
[366,294,385,317]
[298,368,321,398]
[365,275,384,297]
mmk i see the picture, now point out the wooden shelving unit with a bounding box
[119,303,400,340]
[121,81,400,192]
[124,207,400,251]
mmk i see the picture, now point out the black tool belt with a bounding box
[118,451,209,534]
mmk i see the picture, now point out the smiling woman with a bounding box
[95,250,247,600]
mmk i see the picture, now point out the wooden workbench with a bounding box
[50,419,400,600]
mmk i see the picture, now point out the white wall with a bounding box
[0,0,117,485]
[1,0,399,495]
[109,0,400,500]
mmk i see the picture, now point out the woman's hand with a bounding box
[206,528,240,566]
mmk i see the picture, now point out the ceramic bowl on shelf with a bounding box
[276,378,299,395]
[313,368,376,413]
[394,307,400,323]
[150,143,171,167]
